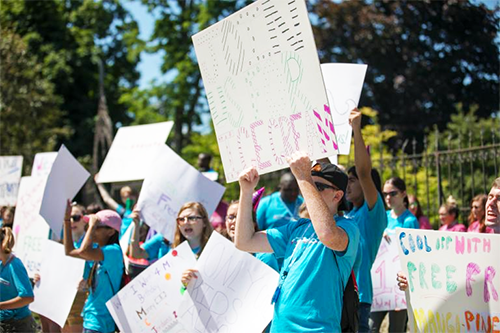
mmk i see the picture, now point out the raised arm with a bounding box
[234,167,273,253]
[288,152,348,251]
[94,174,120,211]
[128,211,149,259]
[350,108,379,209]
[64,209,104,262]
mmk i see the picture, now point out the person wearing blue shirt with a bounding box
[0,227,36,333]
[64,205,124,333]
[129,212,171,262]
[256,173,303,230]
[235,152,360,333]
[344,109,388,332]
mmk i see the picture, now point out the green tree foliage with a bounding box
[1,0,143,159]
[141,0,250,152]
[312,0,499,150]
[0,29,69,174]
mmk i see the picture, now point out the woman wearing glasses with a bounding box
[129,202,213,264]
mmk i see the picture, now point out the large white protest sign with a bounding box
[30,240,86,327]
[321,63,367,155]
[31,152,57,177]
[0,156,23,206]
[96,121,173,183]
[39,145,90,239]
[396,228,500,333]
[13,176,51,277]
[371,232,406,311]
[193,0,335,182]
[137,145,225,241]
[106,241,197,333]
[178,232,279,332]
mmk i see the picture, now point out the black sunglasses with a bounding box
[71,215,82,222]
[383,190,399,197]
[314,182,338,192]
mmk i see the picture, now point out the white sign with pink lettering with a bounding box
[192,0,336,182]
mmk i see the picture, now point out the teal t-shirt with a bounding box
[386,209,419,230]
[257,192,303,230]
[142,234,170,261]
[266,216,359,333]
[254,252,279,272]
[117,204,133,238]
[82,244,123,333]
[0,256,33,320]
[346,193,387,304]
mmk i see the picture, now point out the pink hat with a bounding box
[84,210,122,232]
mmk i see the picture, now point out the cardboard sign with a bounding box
[30,240,86,327]
[0,155,23,206]
[192,0,335,182]
[106,241,197,333]
[396,228,500,333]
[97,121,173,183]
[12,176,51,277]
[321,63,368,155]
[371,232,407,311]
[137,145,225,242]
[177,232,278,332]
[39,145,90,240]
[31,152,57,177]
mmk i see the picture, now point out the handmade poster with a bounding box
[0,155,23,206]
[12,176,51,277]
[192,0,335,182]
[371,232,407,311]
[39,145,90,240]
[177,232,279,332]
[31,152,57,177]
[321,63,368,155]
[137,144,225,242]
[96,121,173,183]
[396,228,500,333]
[30,240,86,327]
[106,241,197,333]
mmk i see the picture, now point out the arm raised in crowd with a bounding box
[128,210,149,259]
[94,174,120,211]
[288,151,348,251]
[350,108,379,209]
[234,167,273,253]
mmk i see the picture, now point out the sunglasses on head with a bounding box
[383,190,399,197]
[71,215,82,222]
[314,182,338,192]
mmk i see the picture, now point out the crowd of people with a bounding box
[1,108,499,333]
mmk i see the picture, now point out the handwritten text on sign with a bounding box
[396,229,499,333]
[192,0,336,182]
[177,232,278,332]
[371,232,407,311]
[0,156,23,206]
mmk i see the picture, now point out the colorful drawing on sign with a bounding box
[177,232,278,332]
[12,176,51,278]
[31,152,57,177]
[192,0,336,182]
[97,121,173,183]
[137,144,225,242]
[396,228,500,333]
[106,242,197,333]
[371,232,407,312]
[321,63,368,155]
[0,156,23,206]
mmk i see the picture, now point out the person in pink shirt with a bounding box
[467,194,494,233]
[408,195,432,229]
[438,203,466,232]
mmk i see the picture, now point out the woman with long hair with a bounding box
[467,194,492,233]
[408,195,432,229]
[63,201,123,333]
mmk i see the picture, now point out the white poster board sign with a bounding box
[137,145,225,242]
[96,121,173,183]
[31,152,57,177]
[321,63,367,155]
[178,232,278,332]
[396,228,500,333]
[0,155,23,206]
[106,241,197,333]
[30,240,86,327]
[371,232,407,311]
[39,145,90,240]
[12,176,51,277]
[192,0,335,182]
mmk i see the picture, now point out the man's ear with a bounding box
[334,190,344,204]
